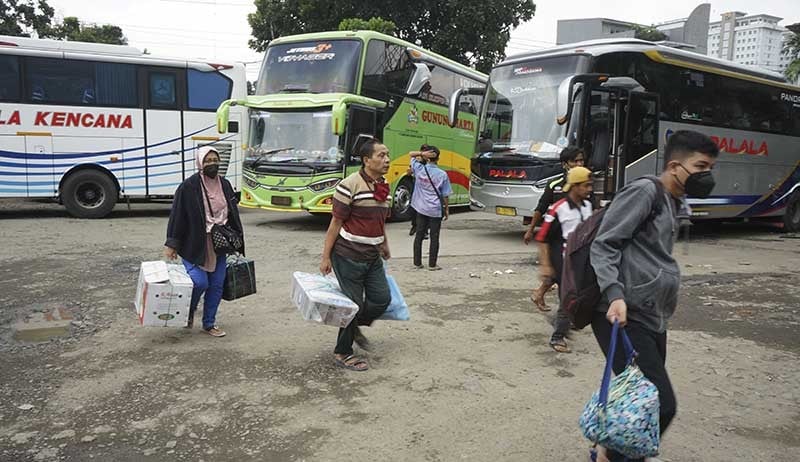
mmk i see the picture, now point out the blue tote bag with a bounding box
[579,321,660,459]
[380,263,409,321]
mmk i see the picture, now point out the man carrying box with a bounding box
[319,137,392,372]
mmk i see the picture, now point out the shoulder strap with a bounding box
[199,179,215,218]
[642,176,665,217]
[422,163,445,207]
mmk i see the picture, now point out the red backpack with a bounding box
[560,177,666,329]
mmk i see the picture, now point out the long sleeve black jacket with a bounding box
[165,173,244,265]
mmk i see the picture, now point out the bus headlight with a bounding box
[470,173,484,187]
[308,178,340,192]
[243,175,260,190]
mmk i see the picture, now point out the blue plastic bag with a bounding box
[579,321,660,459]
[380,265,409,321]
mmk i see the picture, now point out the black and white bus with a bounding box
[451,38,800,231]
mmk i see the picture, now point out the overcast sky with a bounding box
[47,0,800,80]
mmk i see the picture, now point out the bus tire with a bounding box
[783,190,800,233]
[62,170,118,219]
[391,178,415,221]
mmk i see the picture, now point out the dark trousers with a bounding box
[331,253,390,356]
[590,312,677,462]
[413,213,443,267]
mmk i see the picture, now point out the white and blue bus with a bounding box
[0,35,247,218]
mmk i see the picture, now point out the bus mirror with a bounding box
[406,63,432,96]
[217,101,231,134]
[448,88,466,128]
[556,73,610,125]
[601,76,645,93]
[556,77,573,125]
[332,101,347,136]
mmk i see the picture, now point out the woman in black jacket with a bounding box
[164,146,244,337]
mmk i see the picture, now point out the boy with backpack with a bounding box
[562,131,718,461]
[523,146,589,311]
[534,166,594,353]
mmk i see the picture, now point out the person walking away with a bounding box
[524,147,588,310]
[534,166,593,353]
[590,130,718,462]
[164,146,245,337]
[409,145,452,271]
[319,138,392,372]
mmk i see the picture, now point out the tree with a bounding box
[248,0,536,72]
[633,24,667,42]
[53,16,127,45]
[0,0,56,37]
[1,1,126,45]
[338,17,396,36]
[783,23,800,83]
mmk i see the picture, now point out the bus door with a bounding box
[345,105,379,175]
[616,91,660,191]
[24,133,55,198]
[582,88,615,199]
[143,67,185,195]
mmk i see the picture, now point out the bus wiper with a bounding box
[249,147,295,168]
[279,84,312,93]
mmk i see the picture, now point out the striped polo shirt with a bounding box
[332,169,391,261]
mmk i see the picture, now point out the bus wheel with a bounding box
[62,170,118,219]
[391,179,414,221]
[784,190,800,233]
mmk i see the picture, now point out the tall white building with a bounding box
[707,11,790,73]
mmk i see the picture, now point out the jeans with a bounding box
[413,213,443,267]
[331,253,390,356]
[590,312,677,462]
[183,254,227,330]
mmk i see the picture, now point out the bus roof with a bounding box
[0,34,244,71]
[0,34,143,56]
[267,30,487,83]
[500,38,799,90]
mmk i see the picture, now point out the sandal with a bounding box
[549,336,571,353]
[531,289,550,312]
[334,354,369,371]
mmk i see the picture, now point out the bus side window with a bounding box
[188,69,233,111]
[0,55,20,102]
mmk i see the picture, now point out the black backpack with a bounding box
[559,177,666,329]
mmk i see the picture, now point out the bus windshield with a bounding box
[247,110,342,164]
[481,55,588,159]
[255,40,362,95]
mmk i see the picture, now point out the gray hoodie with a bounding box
[590,177,688,333]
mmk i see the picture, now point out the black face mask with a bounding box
[678,164,715,198]
[203,164,219,178]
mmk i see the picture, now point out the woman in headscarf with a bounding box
[164,146,244,337]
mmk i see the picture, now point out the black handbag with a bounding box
[201,181,243,255]
[222,255,256,301]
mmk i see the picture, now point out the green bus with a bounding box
[216,30,487,220]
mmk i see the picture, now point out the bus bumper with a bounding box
[469,181,544,218]
[239,187,334,213]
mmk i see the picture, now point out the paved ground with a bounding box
[0,198,798,461]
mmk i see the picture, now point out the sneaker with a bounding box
[413,264,424,270]
[428,265,443,271]
[204,326,226,337]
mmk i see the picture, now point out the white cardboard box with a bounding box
[291,272,359,328]
[134,261,193,327]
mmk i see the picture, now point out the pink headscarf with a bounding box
[196,146,228,232]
